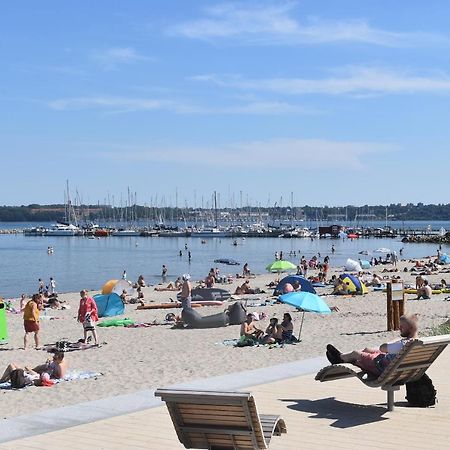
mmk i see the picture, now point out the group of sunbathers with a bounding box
[240,313,294,344]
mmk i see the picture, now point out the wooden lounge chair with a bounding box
[154,389,287,449]
[315,334,450,411]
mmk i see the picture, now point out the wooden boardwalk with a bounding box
[2,348,449,450]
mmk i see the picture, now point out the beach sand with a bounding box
[1,258,450,419]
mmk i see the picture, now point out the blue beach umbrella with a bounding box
[279,291,331,340]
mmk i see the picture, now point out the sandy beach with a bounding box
[1,258,450,419]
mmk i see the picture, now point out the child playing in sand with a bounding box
[77,290,99,346]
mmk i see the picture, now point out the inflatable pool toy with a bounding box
[182,307,229,329]
[0,299,7,344]
[227,302,246,325]
[404,289,446,295]
[177,288,231,302]
[181,302,246,329]
[98,318,135,327]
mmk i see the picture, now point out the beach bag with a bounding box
[405,374,437,407]
[235,336,256,347]
[83,313,93,328]
[10,369,27,389]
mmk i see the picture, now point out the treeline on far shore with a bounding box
[2,202,450,223]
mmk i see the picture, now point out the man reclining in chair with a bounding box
[326,314,418,376]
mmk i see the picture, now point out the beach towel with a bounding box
[98,318,135,327]
[44,341,104,353]
[125,321,172,328]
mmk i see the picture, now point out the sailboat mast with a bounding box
[214,191,218,227]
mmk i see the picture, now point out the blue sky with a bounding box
[2,1,450,207]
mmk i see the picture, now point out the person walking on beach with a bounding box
[162,265,168,278]
[122,270,127,280]
[180,274,192,309]
[23,294,43,349]
[77,290,99,346]
[48,277,56,295]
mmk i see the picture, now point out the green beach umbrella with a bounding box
[266,260,297,273]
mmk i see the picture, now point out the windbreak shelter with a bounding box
[344,258,362,272]
[439,254,450,264]
[101,279,136,297]
[341,273,368,295]
[274,275,316,295]
[93,293,125,318]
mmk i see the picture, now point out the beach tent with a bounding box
[273,275,316,296]
[344,258,362,272]
[102,279,136,297]
[341,274,368,295]
[439,254,450,265]
[93,293,125,318]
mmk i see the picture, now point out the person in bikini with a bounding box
[262,318,283,344]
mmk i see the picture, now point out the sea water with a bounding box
[0,223,449,297]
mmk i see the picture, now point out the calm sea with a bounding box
[0,221,449,298]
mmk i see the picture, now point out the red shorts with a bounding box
[356,351,386,375]
[24,320,40,333]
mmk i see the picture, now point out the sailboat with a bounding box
[191,191,230,237]
[46,181,82,236]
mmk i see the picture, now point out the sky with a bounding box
[2,1,450,207]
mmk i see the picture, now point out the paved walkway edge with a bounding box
[0,356,326,443]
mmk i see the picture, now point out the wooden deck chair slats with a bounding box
[315,335,450,411]
[155,389,287,449]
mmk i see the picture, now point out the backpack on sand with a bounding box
[405,373,437,407]
[10,369,27,389]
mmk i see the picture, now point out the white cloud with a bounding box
[193,67,450,96]
[47,96,313,115]
[48,96,178,113]
[168,3,447,47]
[95,138,395,169]
[92,47,151,68]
